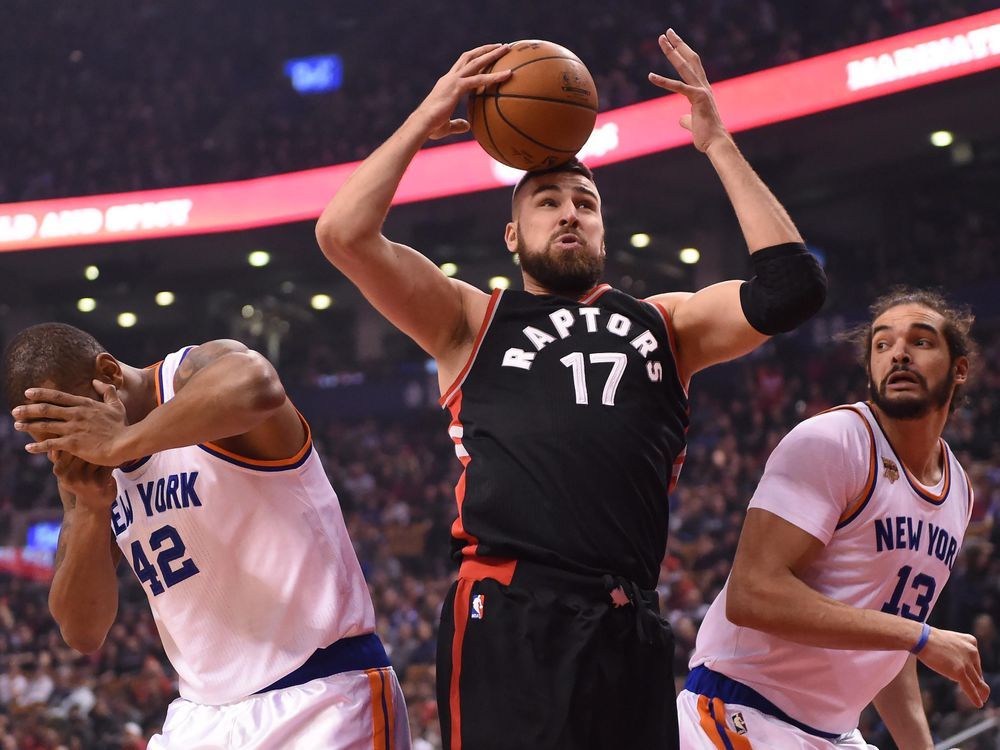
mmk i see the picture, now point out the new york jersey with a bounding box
[691,401,974,735]
[110,347,375,705]
[441,284,689,589]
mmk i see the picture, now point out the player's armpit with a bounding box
[649,280,768,382]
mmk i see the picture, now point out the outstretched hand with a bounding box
[416,43,513,140]
[12,380,135,467]
[918,627,991,708]
[648,28,732,153]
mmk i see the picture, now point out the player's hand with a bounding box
[648,28,732,153]
[13,381,134,466]
[415,44,513,140]
[917,627,990,708]
[49,451,116,515]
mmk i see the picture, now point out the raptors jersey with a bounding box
[691,401,974,734]
[110,347,375,705]
[441,285,689,589]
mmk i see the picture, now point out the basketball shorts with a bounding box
[148,634,411,750]
[677,667,877,750]
[437,558,678,750]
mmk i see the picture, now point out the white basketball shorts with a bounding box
[677,690,878,750]
[148,666,410,750]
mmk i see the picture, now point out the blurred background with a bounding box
[1,1,999,748]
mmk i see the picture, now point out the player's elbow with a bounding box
[56,619,108,655]
[725,568,769,629]
[242,353,287,413]
[315,215,363,261]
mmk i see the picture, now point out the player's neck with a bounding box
[872,403,949,485]
[521,272,598,299]
[120,365,159,425]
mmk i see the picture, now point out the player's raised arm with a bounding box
[315,44,512,359]
[647,28,826,382]
[47,457,121,654]
[15,341,304,466]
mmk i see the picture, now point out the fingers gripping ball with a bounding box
[469,40,598,171]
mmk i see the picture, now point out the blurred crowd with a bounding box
[2,319,999,749]
[2,0,995,203]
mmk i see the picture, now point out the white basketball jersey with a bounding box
[110,347,376,705]
[691,401,973,735]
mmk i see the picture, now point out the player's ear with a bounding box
[505,222,518,254]
[95,353,125,388]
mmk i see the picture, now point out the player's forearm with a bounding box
[122,352,285,457]
[727,567,924,652]
[704,138,804,252]
[49,509,119,653]
[316,112,435,255]
[872,658,934,750]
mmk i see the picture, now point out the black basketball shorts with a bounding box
[436,559,679,750]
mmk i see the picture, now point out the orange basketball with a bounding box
[469,40,599,171]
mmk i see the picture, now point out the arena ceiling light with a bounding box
[248,250,271,267]
[84,265,99,281]
[488,276,511,290]
[241,304,255,318]
[679,247,701,264]
[310,294,333,310]
[930,130,954,147]
[439,262,458,277]
[117,312,138,328]
[76,297,96,313]
[630,233,651,248]
[155,291,175,306]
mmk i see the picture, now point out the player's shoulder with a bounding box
[780,403,872,452]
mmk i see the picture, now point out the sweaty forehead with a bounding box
[523,173,598,199]
[873,304,945,333]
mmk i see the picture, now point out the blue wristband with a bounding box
[910,623,932,655]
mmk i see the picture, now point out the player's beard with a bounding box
[869,364,954,420]
[516,225,605,298]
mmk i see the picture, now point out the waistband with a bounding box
[459,556,663,644]
[685,666,840,740]
[254,633,390,695]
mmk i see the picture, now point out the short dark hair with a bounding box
[511,158,596,208]
[841,287,977,410]
[3,323,106,408]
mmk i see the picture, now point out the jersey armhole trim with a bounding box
[829,405,879,529]
[440,288,503,408]
[648,300,690,399]
[198,409,313,472]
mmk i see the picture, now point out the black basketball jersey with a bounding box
[441,283,689,588]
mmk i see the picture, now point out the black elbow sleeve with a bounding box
[739,242,827,335]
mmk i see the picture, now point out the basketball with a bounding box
[469,40,598,171]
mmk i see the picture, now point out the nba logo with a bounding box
[731,712,748,735]
[471,594,485,620]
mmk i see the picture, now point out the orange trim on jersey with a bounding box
[825,405,878,528]
[149,361,164,406]
[459,556,516,585]
[867,403,951,505]
[366,669,389,750]
[448,393,479,556]
[959,463,976,523]
[199,410,313,469]
[698,695,754,750]
[449,578,474,750]
[578,283,612,304]
[649,300,690,396]
[441,288,503,408]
